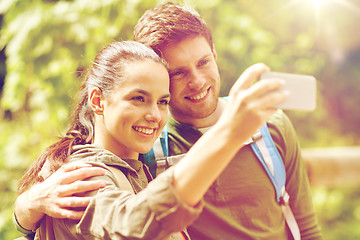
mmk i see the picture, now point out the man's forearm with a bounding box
[14,189,44,231]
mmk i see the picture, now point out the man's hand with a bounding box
[14,162,105,231]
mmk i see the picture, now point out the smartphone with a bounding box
[260,72,317,111]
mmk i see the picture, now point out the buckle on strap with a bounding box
[252,131,262,142]
[280,188,290,206]
[156,158,168,168]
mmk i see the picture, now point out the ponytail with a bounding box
[17,41,165,194]
[17,87,93,194]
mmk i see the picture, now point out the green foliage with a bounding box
[313,186,360,240]
[1,0,359,238]
[0,0,161,237]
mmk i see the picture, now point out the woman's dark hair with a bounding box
[18,41,166,194]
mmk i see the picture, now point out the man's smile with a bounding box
[185,88,210,101]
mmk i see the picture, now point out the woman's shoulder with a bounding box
[69,144,132,170]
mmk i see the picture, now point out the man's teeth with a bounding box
[134,127,155,135]
[189,90,207,100]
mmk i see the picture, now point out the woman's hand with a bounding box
[172,63,288,206]
[14,162,105,230]
[220,63,288,145]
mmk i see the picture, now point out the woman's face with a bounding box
[101,60,170,159]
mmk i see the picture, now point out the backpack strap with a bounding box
[141,126,169,178]
[251,124,300,240]
[108,166,134,193]
[251,125,285,202]
[153,125,169,158]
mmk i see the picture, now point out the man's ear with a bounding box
[212,44,217,60]
[89,87,104,115]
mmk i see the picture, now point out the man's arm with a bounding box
[14,162,105,232]
[268,111,323,239]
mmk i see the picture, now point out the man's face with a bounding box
[161,36,221,125]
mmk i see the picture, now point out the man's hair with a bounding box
[133,2,213,56]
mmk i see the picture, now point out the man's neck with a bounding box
[171,98,226,128]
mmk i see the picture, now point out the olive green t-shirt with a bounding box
[167,110,322,240]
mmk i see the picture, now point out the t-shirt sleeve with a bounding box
[268,110,323,239]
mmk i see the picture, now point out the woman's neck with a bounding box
[93,124,139,160]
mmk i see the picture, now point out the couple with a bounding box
[14,2,322,240]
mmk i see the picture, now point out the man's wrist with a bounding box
[13,211,36,235]
[14,189,44,232]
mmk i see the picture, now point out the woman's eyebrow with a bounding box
[161,93,171,99]
[133,89,170,99]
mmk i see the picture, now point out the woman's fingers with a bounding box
[223,67,289,135]
[236,78,283,101]
[245,79,288,108]
[230,63,270,94]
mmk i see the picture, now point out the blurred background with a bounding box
[0,0,359,239]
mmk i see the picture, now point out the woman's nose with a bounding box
[144,105,161,122]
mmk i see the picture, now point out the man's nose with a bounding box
[188,70,206,90]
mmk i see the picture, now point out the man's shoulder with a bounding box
[266,110,300,160]
[267,110,294,134]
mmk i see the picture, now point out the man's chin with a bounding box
[170,106,216,121]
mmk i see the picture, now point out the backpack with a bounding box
[141,123,300,240]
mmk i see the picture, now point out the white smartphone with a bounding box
[260,72,317,111]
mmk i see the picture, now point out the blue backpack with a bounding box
[141,123,300,240]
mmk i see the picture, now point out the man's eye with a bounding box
[132,96,145,102]
[198,59,209,67]
[169,71,184,79]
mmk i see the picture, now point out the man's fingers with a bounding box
[57,196,93,208]
[65,211,85,220]
[61,162,93,173]
[47,208,85,220]
[61,167,106,185]
[58,180,105,196]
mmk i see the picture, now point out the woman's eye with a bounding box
[158,99,169,105]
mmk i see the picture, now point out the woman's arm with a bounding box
[53,63,288,239]
[172,63,288,206]
[14,162,105,231]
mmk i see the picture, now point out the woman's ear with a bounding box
[89,87,104,115]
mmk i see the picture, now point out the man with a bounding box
[14,2,322,239]
[132,3,322,239]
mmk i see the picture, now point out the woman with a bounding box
[17,41,287,239]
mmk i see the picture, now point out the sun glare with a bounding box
[306,0,329,14]
[311,0,326,9]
